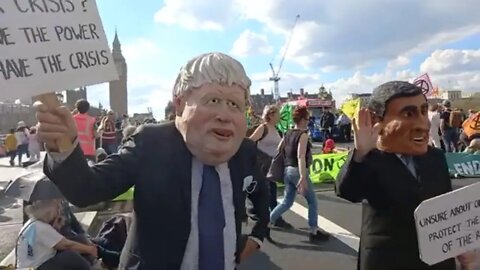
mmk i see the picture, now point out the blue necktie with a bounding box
[198,165,225,270]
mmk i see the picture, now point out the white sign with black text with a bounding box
[414,182,480,265]
[0,0,118,100]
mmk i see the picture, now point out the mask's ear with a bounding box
[174,96,184,116]
[370,111,384,134]
[369,111,383,124]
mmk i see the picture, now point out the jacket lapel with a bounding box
[228,153,242,211]
[170,125,193,218]
[376,151,419,184]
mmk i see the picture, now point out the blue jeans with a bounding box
[268,181,278,211]
[270,166,318,230]
[443,128,459,152]
[16,144,28,164]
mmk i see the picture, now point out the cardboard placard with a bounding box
[414,182,480,265]
[0,0,118,100]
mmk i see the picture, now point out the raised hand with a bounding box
[352,108,381,161]
[35,102,77,152]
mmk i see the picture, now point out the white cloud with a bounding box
[250,70,322,96]
[258,49,480,105]
[235,0,480,69]
[387,55,410,69]
[128,81,174,118]
[150,0,479,72]
[326,49,480,102]
[230,30,273,57]
[122,39,162,62]
[420,49,480,75]
[433,72,480,92]
[416,49,480,92]
[86,83,109,110]
[153,0,234,31]
[326,70,418,103]
[88,0,480,118]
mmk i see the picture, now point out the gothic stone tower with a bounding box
[109,31,128,116]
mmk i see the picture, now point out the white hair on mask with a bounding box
[172,52,251,99]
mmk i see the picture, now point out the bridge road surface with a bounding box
[241,181,479,270]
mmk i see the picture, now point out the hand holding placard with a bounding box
[0,0,117,101]
[415,182,480,266]
[35,93,77,153]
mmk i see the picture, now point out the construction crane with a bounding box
[269,14,300,101]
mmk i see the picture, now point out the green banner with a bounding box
[113,152,348,201]
[445,152,480,177]
[113,152,480,201]
[277,104,294,133]
[309,152,348,183]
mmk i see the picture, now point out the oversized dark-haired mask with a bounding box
[369,81,430,156]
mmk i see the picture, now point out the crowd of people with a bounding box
[4,52,480,270]
[428,100,478,153]
[2,121,41,167]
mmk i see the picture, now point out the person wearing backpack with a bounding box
[439,100,459,152]
[249,105,293,230]
[270,106,330,243]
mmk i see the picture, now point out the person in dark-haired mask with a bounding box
[270,106,330,243]
[336,81,474,270]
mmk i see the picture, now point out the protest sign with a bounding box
[414,182,480,265]
[0,0,118,100]
[309,152,347,183]
[277,104,294,133]
[446,152,480,177]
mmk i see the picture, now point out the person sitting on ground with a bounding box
[16,199,97,270]
[58,200,121,269]
[322,138,348,154]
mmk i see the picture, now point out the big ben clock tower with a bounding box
[109,30,128,116]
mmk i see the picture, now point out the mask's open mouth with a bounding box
[212,128,233,139]
[412,135,427,143]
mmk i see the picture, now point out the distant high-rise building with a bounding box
[109,30,128,116]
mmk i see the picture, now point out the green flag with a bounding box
[277,104,294,133]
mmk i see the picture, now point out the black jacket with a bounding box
[44,122,269,270]
[335,147,456,270]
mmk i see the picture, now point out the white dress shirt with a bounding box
[180,158,237,270]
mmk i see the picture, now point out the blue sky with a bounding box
[88,0,480,118]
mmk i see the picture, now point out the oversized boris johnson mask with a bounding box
[173,52,251,166]
[369,81,430,156]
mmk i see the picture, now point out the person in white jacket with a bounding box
[428,103,442,148]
